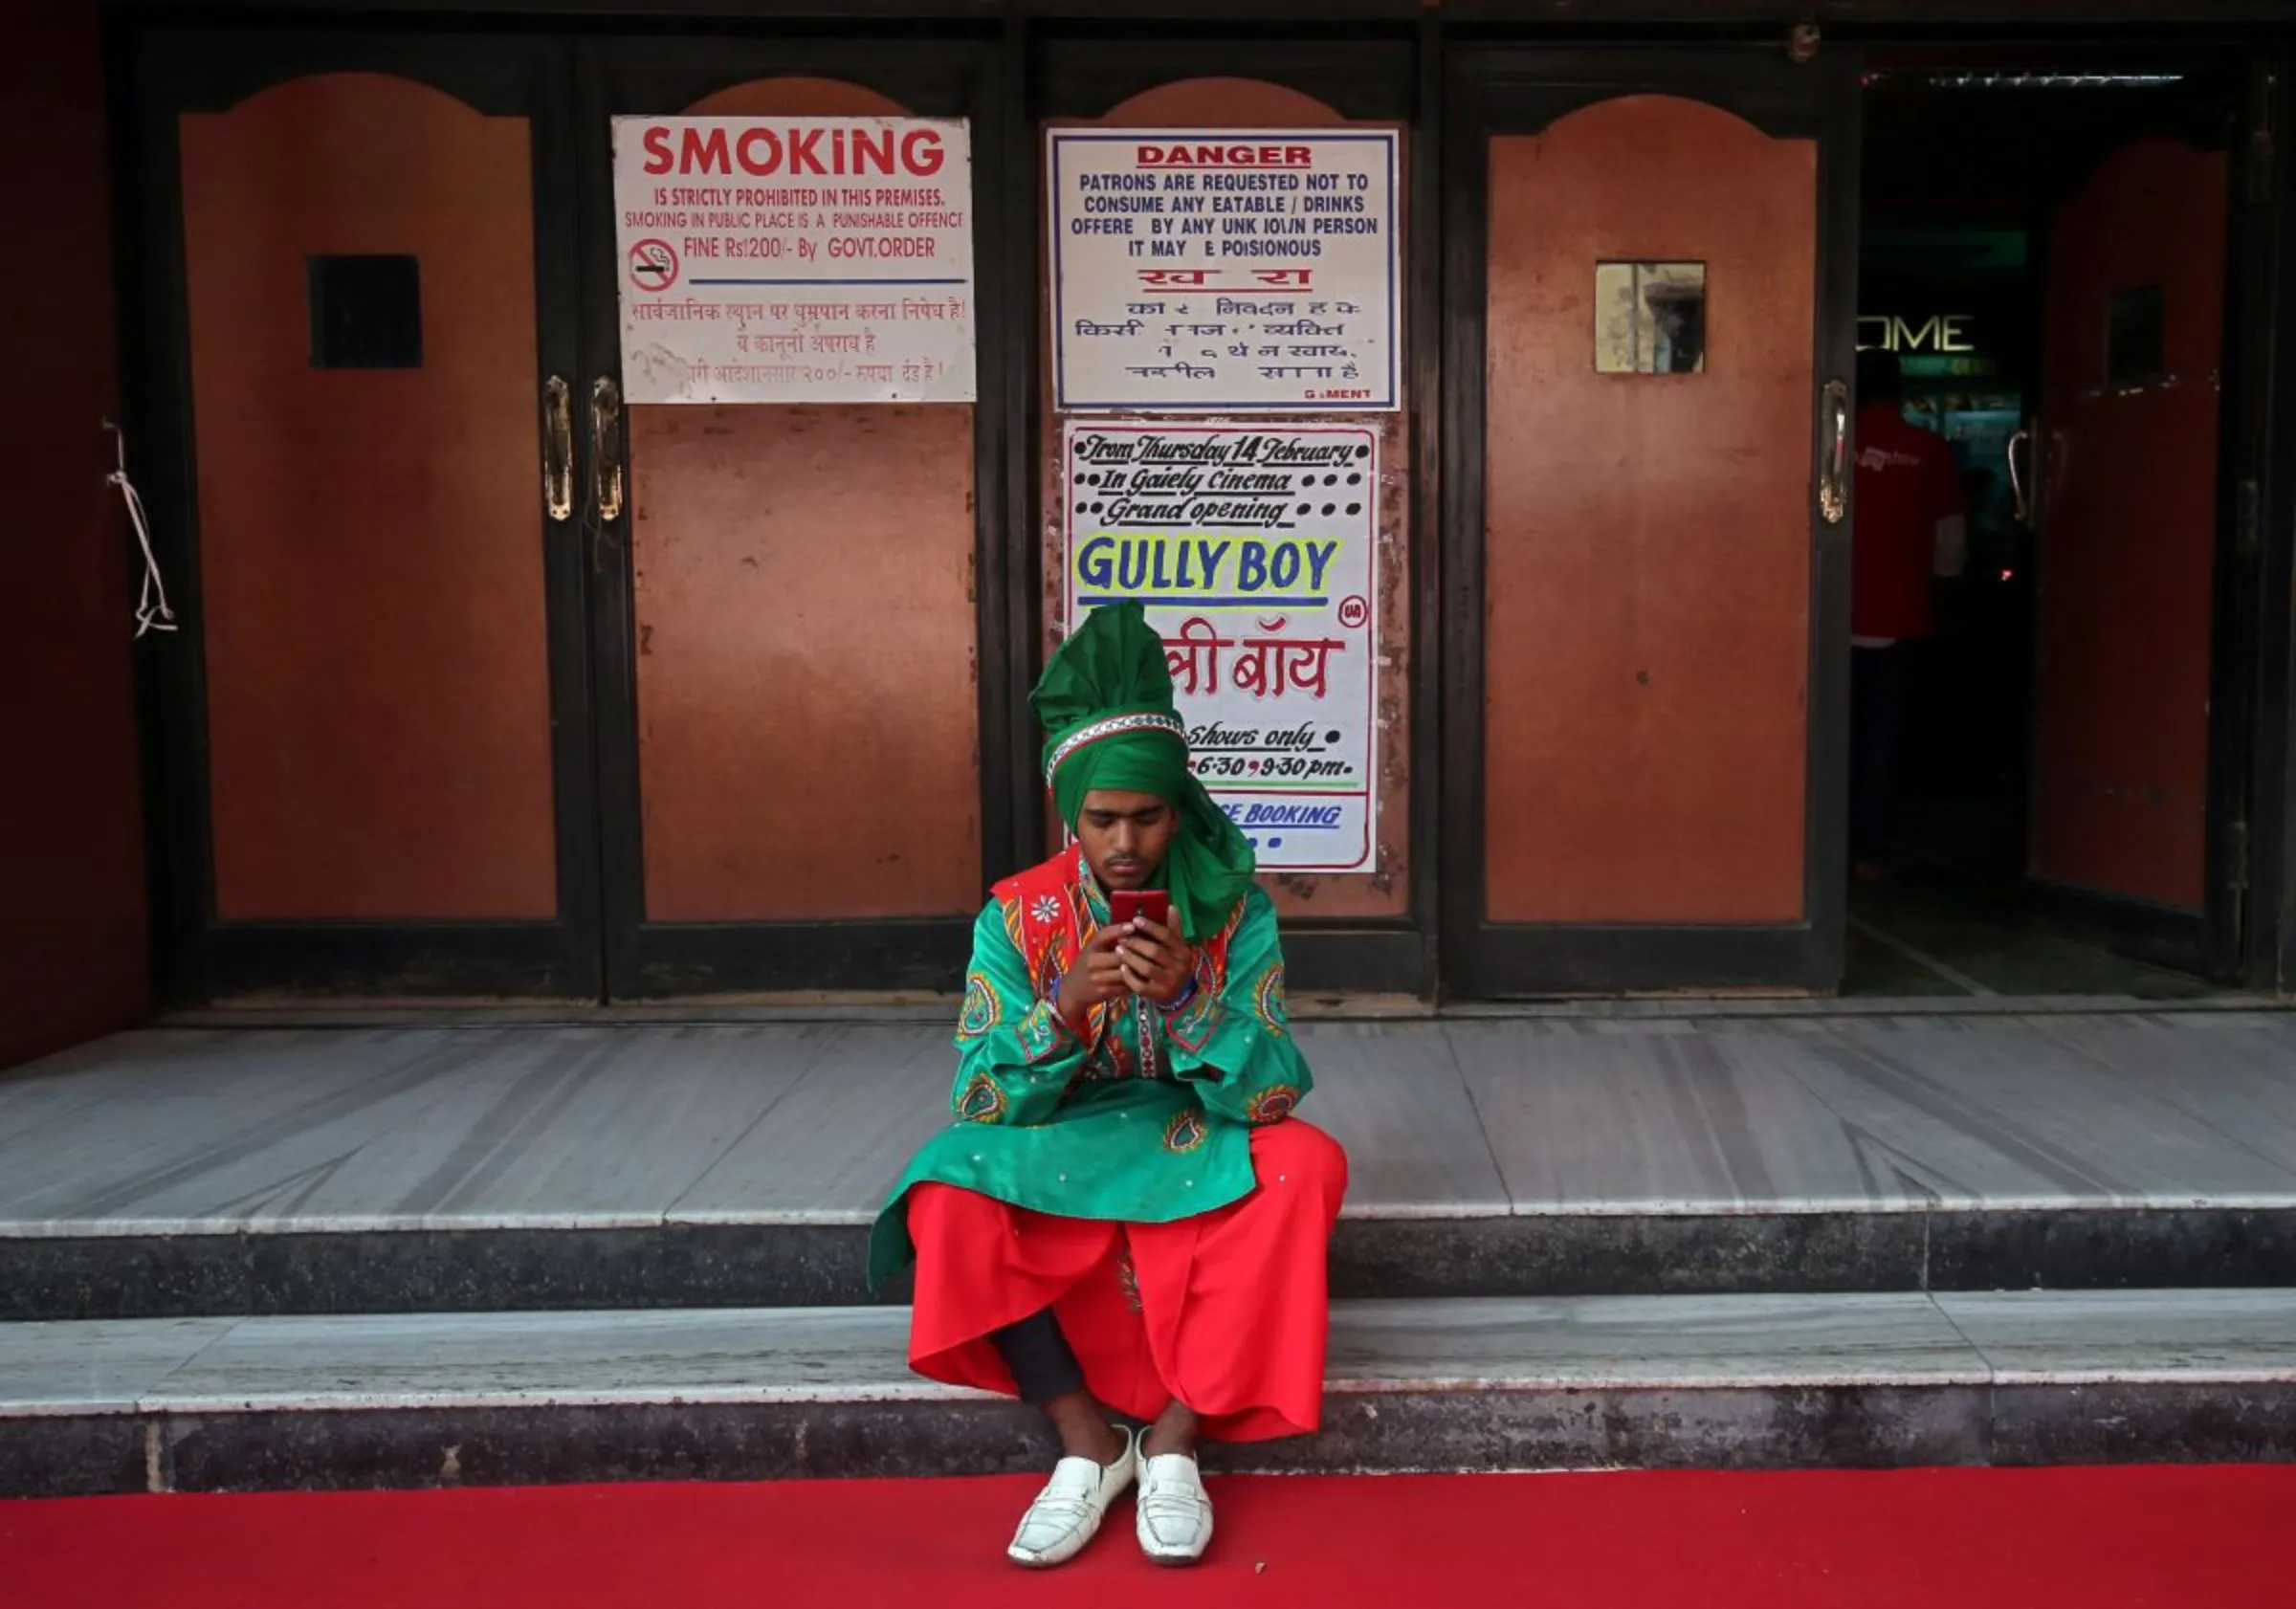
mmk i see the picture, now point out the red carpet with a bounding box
[5,1466,2292,1608]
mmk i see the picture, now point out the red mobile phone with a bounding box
[1109,890,1171,930]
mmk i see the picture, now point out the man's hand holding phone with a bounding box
[1057,927,1133,1034]
[1110,891,1193,1006]
[1057,892,1195,1031]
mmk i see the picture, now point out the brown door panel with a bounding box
[580,42,1003,996]
[135,31,602,1002]
[1483,95,1816,927]
[1441,47,1858,998]
[2032,140,2226,915]
[182,72,560,923]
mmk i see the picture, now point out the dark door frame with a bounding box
[119,25,606,1003]
[2203,47,2280,986]
[573,32,1017,998]
[1437,41,1865,998]
[2252,51,2296,995]
[93,0,2296,27]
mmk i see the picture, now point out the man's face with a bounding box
[1075,788,1177,891]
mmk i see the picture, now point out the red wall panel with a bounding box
[0,0,152,1068]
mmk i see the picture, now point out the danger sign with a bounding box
[611,116,977,405]
[1047,127,1400,412]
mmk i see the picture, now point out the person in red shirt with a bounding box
[1850,350,1967,882]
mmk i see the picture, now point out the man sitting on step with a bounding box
[870,600,1349,1570]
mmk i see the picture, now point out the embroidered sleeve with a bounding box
[1161,887,1314,1125]
[950,900,1084,1127]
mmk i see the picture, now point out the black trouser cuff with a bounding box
[989,1307,1087,1406]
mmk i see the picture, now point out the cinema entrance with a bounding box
[110,17,2293,1006]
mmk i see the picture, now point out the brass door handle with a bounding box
[2006,426,2033,525]
[1819,378,1850,525]
[541,376,573,522]
[590,376,625,524]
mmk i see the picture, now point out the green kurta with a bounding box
[867,878,1311,1288]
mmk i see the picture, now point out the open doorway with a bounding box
[1844,62,2256,1000]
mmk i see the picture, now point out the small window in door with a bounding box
[2105,284,2165,386]
[307,253,423,370]
[1596,261,1707,374]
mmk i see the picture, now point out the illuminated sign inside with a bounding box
[1857,314,1976,354]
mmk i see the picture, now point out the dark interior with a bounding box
[1846,64,2241,999]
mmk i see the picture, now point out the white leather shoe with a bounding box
[1005,1426,1138,1569]
[1135,1449,1214,1566]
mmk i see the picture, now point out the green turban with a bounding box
[1032,601,1257,942]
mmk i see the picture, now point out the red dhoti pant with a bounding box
[905,1119,1349,1443]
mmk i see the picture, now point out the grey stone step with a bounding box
[11,1012,2296,1320]
[10,1206,2296,1322]
[7,1289,2294,1496]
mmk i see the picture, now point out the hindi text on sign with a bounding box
[612,116,976,405]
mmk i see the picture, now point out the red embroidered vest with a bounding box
[990,847,1239,1047]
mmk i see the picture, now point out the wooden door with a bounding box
[1441,48,1861,998]
[577,39,1013,997]
[2027,136,2242,977]
[131,30,601,1002]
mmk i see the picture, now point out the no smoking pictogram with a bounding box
[629,238,678,293]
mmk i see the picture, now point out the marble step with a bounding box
[15,1012,2296,1320]
[10,1203,2296,1323]
[7,1289,2295,1497]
